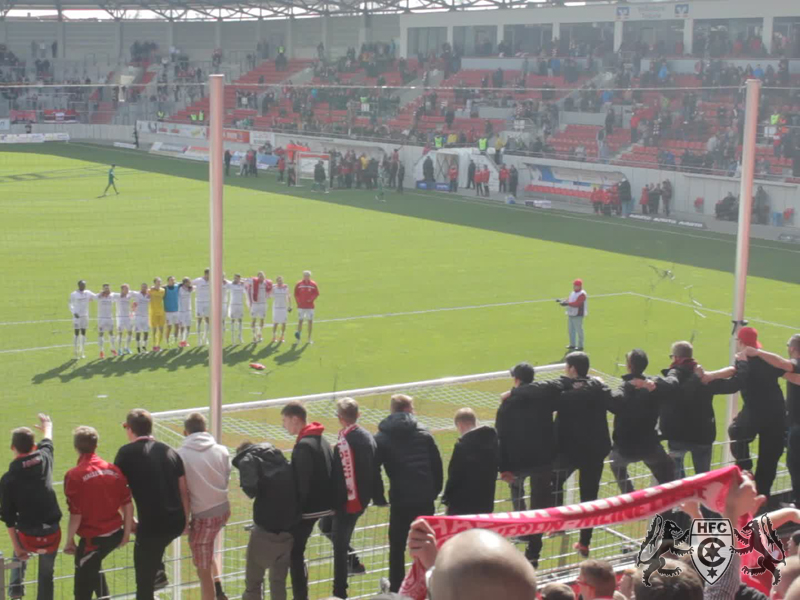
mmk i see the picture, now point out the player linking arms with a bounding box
[130,283,151,353]
[294,270,319,344]
[69,280,95,359]
[95,284,118,358]
[225,274,248,345]
[192,269,211,346]
[149,277,166,351]
[177,278,194,347]
[271,276,292,343]
[114,284,134,354]
[247,272,272,343]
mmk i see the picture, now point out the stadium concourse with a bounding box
[3,0,800,598]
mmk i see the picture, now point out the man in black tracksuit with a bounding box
[319,398,376,599]
[467,160,476,189]
[374,394,443,592]
[496,362,569,566]
[442,407,498,516]
[728,327,787,499]
[280,401,334,600]
[655,341,748,479]
[742,335,800,503]
[552,352,611,557]
[607,349,675,494]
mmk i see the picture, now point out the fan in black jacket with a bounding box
[495,362,570,566]
[281,401,334,600]
[374,394,443,593]
[607,349,676,495]
[319,398,377,599]
[654,341,748,479]
[443,408,498,516]
[552,352,611,558]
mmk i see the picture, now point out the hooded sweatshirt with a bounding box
[374,412,443,507]
[177,432,231,517]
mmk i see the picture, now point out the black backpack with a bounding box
[233,443,299,531]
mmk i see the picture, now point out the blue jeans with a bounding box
[668,440,712,479]
[9,551,57,600]
[568,316,584,349]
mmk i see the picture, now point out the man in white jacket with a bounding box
[177,413,231,600]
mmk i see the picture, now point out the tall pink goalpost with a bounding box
[209,74,225,442]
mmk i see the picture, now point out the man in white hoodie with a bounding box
[177,413,231,600]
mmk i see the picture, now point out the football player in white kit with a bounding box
[114,284,134,354]
[69,280,95,359]
[247,271,273,343]
[271,276,292,343]
[130,282,151,353]
[192,268,211,345]
[178,277,194,347]
[225,274,247,344]
[95,283,118,359]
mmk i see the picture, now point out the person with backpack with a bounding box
[281,401,334,600]
[233,440,298,600]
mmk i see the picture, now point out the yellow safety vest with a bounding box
[478,137,488,151]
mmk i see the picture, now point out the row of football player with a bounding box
[67,270,320,358]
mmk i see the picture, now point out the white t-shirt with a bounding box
[225,282,247,306]
[193,277,210,304]
[114,293,132,318]
[272,284,289,309]
[131,291,151,317]
[69,290,95,317]
[249,279,272,305]
[95,293,115,320]
[178,286,193,312]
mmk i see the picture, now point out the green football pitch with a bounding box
[0,142,799,595]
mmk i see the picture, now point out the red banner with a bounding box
[10,110,37,123]
[42,109,77,123]
[222,129,250,144]
[400,466,743,600]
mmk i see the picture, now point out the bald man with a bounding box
[410,523,538,600]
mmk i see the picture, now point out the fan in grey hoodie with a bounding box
[177,413,231,600]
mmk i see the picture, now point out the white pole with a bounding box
[209,74,224,443]
[725,78,760,463]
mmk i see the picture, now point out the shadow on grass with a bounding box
[12,142,800,284]
[30,341,301,383]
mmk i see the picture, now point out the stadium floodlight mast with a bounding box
[209,74,224,443]
[725,78,761,464]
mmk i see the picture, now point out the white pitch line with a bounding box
[628,292,800,331]
[0,292,630,354]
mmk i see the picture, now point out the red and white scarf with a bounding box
[400,466,743,600]
[337,424,362,514]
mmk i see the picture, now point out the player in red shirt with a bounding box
[63,426,133,600]
[294,270,320,344]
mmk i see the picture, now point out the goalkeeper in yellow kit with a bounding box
[149,277,166,351]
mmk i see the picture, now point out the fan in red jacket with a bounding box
[294,271,320,344]
[590,187,603,214]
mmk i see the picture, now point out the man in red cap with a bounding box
[728,326,787,499]
[559,279,588,351]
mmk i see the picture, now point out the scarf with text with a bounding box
[337,424,362,514]
[400,466,742,600]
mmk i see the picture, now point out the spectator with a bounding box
[740,335,800,504]
[661,180,673,216]
[618,177,632,217]
[407,522,537,600]
[64,426,133,600]
[605,109,615,135]
[729,327,787,499]
[552,352,611,558]
[576,559,616,599]
[233,440,297,600]
[496,362,569,566]
[655,341,746,479]
[0,414,61,600]
[319,398,375,599]
[177,413,231,600]
[280,401,334,600]
[509,165,519,198]
[442,408,498,516]
[448,163,458,193]
[374,394,443,592]
[114,409,189,600]
[607,349,675,494]
[541,583,575,600]
[467,160,476,189]
[498,165,509,193]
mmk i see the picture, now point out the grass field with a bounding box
[1,142,799,597]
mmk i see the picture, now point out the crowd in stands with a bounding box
[4,332,800,600]
[130,41,159,65]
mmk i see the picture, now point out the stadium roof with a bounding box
[0,0,653,21]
